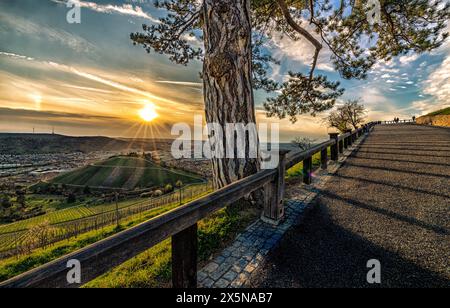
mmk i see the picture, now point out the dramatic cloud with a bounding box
[423,56,450,106]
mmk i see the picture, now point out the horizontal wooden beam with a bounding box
[286,139,335,169]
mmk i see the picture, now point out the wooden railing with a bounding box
[0,122,378,288]
[382,119,416,125]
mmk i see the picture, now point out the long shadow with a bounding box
[256,204,450,288]
[364,143,450,146]
[317,189,449,235]
[349,155,450,168]
[356,150,450,158]
[344,162,450,179]
[332,173,450,200]
[360,146,450,152]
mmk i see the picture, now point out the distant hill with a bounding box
[0,133,170,154]
[425,107,450,116]
[417,107,450,127]
[50,156,203,190]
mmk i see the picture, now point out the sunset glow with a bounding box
[139,103,158,122]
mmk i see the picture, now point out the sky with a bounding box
[0,0,449,142]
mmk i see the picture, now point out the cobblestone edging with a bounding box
[198,134,369,288]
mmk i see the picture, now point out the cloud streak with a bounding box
[0,11,95,53]
[51,0,159,23]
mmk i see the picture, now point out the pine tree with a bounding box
[131,0,449,191]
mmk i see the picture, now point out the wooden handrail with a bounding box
[0,122,378,288]
[285,139,336,170]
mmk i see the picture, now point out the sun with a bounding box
[139,103,158,122]
[31,94,42,104]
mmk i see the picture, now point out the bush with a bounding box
[175,180,183,188]
[83,186,91,195]
[67,193,76,204]
[0,196,12,209]
[153,190,163,197]
[164,184,173,193]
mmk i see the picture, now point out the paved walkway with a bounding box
[251,124,450,288]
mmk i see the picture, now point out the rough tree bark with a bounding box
[202,0,262,191]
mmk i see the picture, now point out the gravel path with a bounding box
[251,124,450,288]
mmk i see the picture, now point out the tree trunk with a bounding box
[202,0,261,190]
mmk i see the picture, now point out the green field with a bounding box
[426,107,450,116]
[51,156,203,190]
[0,200,259,287]
[0,182,211,257]
[0,196,143,234]
[286,148,329,179]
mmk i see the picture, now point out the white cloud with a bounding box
[409,98,448,116]
[51,0,159,23]
[268,21,334,75]
[423,55,450,105]
[399,53,420,65]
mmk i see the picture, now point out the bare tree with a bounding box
[292,137,316,151]
[327,100,367,133]
[342,99,367,130]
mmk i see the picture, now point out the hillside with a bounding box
[417,107,450,127]
[50,156,203,190]
[425,107,450,116]
[0,133,171,154]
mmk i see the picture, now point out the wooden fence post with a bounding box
[262,151,287,225]
[339,139,344,154]
[329,133,339,161]
[303,156,313,185]
[346,130,353,146]
[320,147,328,170]
[172,223,198,288]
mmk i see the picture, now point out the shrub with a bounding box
[175,180,183,188]
[67,193,76,204]
[164,184,173,193]
[153,190,163,197]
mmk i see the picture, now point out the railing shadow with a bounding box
[358,146,450,152]
[356,150,450,158]
[254,203,450,288]
[331,173,450,200]
[316,189,449,235]
[344,162,450,179]
[349,154,450,168]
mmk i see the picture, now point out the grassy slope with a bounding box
[51,156,202,189]
[0,202,181,282]
[426,107,450,116]
[0,202,259,287]
[0,196,147,234]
